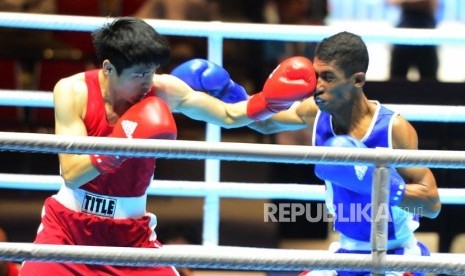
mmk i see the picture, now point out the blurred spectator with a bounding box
[388,0,439,81]
[260,0,327,90]
[0,227,20,276]
[0,0,58,89]
[262,0,328,68]
[209,0,268,95]
[0,0,55,13]
[134,0,220,69]
[0,0,63,131]
[134,0,218,21]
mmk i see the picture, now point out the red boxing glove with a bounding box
[90,96,177,174]
[247,56,316,121]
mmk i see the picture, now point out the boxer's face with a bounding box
[112,63,158,104]
[312,57,355,113]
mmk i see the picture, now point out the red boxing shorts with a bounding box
[20,196,179,276]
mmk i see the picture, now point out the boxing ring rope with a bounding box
[3,90,465,122]
[2,173,465,204]
[1,243,465,274]
[3,131,465,204]
[3,131,465,168]
[1,12,465,273]
[2,12,465,45]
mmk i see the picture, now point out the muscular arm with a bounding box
[164,56,315,129]
[155,74,254,128]
[248,97,317,134]
[54,76,100,189]
[391,115,441,218]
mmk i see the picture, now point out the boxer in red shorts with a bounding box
[20,17,316,275]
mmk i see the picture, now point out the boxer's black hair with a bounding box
[93,17,171,75]
[315,31,369,77]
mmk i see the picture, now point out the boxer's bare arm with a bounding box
[154,74,253,128]
[392,116,441,218]
[154,56,316,129]
[54,74,100,188]
[248,97,318,134]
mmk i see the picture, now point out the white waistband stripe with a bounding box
[54,185,147,219]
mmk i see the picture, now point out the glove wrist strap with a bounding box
[246,93,274,121]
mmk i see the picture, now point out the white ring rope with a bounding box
[2,90,465,123]
[0,90,54,108]
[0,243,464,274]
[1,173,465,205]
[1,12,465,45]
[0,131,464,169]
[0,173,326,200]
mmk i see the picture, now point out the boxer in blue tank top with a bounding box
[249,31,441,276]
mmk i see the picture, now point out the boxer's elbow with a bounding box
[247,121,279,134]
[400,183,441,219]
[61,174,76,189]
[61,170,84,189]
[424,197,441,219]
[411,194,441,219]
[421,182,442,219]
[60,163,97,189]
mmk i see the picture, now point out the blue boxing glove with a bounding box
[171,59,248,103]
[314,135,405,206]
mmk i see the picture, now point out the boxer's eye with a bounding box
[134,70,155,78]
[320,72,335,83]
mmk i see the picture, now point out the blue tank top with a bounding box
[312,101,419,245]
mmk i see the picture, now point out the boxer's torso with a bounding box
[81,70,156,197]
[312,101,418,245]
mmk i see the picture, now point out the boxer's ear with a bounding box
[103,60,114,75]
[353,72,365,88]
[105,65,114,74]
